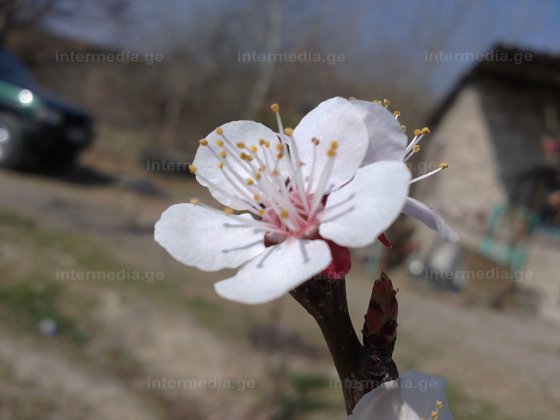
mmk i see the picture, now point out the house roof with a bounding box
[427,45,560,130]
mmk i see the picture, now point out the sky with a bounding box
[47,0,560,99]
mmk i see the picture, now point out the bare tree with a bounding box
[0,0,132,46]
[245,0,284,119]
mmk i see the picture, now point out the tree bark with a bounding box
[290,275,398,415]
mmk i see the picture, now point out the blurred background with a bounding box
[0,0,559,419]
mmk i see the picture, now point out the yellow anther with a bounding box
[264,140,270,148]
[276,144,284,152]
[421,127,431,135]
[435,401,443,409]
[250,145,258,153]
[223,207,234,215]
[270,103,280,113]
[277,152,284,159]
[298,161,305,167]
[237,142,246,149]
[188,164,197,174]
[413,145,421,153]
[414,128,421,136]
[439,162,449,170]
[280,209,289,219]
[216,127,224,135]
[246,178,254,186]
[330,141,339,149]
[383,98,390,107]
[199,138,208,146]
[401,125,407,132]
[271,169,279,177]
[373,99,382,105]
[217,162,225,169]
[254,172,262,180]
[258,138,265,146]
[431,412,438,419]
[348,96,356,100]
[327,149,337,158]
[216,140,224,147]
[312,137,320,146]
[393,110,401,117]
[253,194,261,201]
[190,198,199,205]
[283,127,294,136]
[258,209,266,216]
[220,150,227,159]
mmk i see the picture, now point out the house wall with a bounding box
[411,85,507,254]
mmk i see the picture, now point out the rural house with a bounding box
[411,45,560,323]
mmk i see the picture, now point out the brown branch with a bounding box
[290,273,398,415]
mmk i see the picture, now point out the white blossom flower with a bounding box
[349,371,453,420]
[155,97,411,304]
[349,98,458,243]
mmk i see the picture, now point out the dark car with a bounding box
[0,48,94,169]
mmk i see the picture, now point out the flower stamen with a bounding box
[404,144,421,161]
[308,142,338,218]
[282,127,309,212]
[406,127,430,153]
[410,162,448,184]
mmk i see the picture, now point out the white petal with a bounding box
[403,198,459,242]
[350,99,407,165]
[154,203,265,271]
[293,97,369,190]
[193,121,283,210]
[319,161,410,248]
[214,238,331,304]
[349,371,453,420]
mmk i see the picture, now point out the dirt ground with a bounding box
[1,143,560,420]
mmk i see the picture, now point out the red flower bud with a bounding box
[363,271,398,348]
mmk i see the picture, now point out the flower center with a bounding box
[190,104,340,243]
[261,189,322,242]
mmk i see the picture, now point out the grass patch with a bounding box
[446,382,509,420]
[0,207,35,228]
[276,372,337,419]
[0,279,88,344]
[0,205,246,338]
